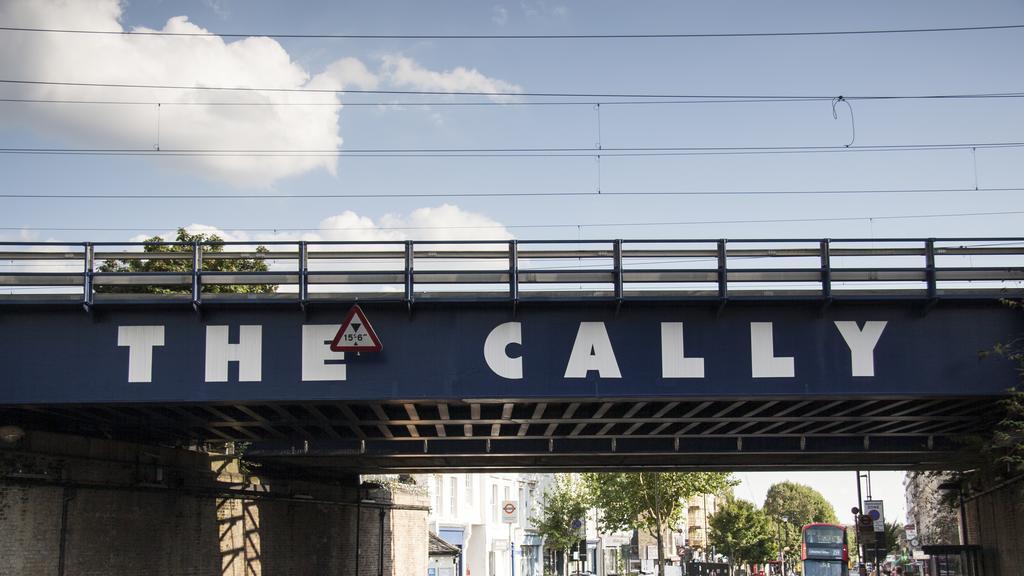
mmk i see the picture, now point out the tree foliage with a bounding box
[96,228,275,294]
[584,472,735,576]
[963,300,1024,484]
[763,481,839,526]
[533,475,590,574]
[881,520,905,555]
[708,498,777,568]
[762,481,838,565]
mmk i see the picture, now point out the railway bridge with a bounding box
[1,237,1021,473]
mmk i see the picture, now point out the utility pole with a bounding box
[855,472,865,576]
[509,521,515,576]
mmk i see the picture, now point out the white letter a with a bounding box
[564,322,622,378]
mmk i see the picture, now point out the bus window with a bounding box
[802,524,848,576]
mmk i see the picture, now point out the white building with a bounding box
[421,472,552,576]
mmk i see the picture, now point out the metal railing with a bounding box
[1,237,1023,306]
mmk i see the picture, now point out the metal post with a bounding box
[510,521,515,576]
[191,242,202,308]
[925,238,937,300]
[379,507,385,576]
[355,502,361,574]
[613,239,624,301]
[820,238,831,301]
[82,243,94,310]
[298,241,308,307]
[777,519,782,573]
[509,240,519,303]
[716,239,728,304]
[856,471,864,574]
[958,489,968,546]
[404,241,414,307]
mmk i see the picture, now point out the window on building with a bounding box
[449,476,457,516]
[519,486,527,525]
[465,475,473,506]
[504,485,510,503]
[491,483,498,522]
[434,474,443,515]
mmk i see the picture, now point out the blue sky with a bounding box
[4,0,1022,519]
[2,0,1023,243]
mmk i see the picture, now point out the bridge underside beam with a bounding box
[0,396,998,471]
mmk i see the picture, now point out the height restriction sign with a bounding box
[330,305,383,353]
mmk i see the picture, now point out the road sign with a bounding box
[330,305,382,352]
[905,524,917,542]
[857,518,876,545]
[501,500,518,523]
[863,500,885,532]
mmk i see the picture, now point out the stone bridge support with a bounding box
[0,430,428,576]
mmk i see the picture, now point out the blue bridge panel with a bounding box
[1,301,1018,405]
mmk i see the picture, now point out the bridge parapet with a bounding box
[2,237,1024,305]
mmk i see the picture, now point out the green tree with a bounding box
[881,521,905,555]
[858,521,905,568]
[708,498,777,573]
[762,481,839,567]
[533,474,590,576]
[96,228,275,294]
[583,472,735,576]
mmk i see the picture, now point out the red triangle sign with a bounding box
[330,305,383,352]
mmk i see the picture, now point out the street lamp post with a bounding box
[783,517,790,575]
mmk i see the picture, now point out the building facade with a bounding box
[419,472,551,576]
[682,492,722,563]
[903,471,961,547]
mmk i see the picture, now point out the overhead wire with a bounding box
[3,23,1024,39]
[2,186,1024,200]
[1,143,1023,158]
[2,78,1024,101]
[4,209,1024,235]
[0,96,838,107]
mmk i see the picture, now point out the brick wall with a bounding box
[962,474,1024,575]
[0,431,429,576]
[0,485,63,576]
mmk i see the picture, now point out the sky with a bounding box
[3,0,1022,522]
[738,470,907,525]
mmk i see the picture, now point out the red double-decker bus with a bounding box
[801,523,850,576]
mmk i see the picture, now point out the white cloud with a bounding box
[378,204,514,241]
[137,204,512,246]
[492,5,509,26]
[308,57,380,92]
[380,55,522,100]
[201,0,231,20]
[0,0,521,186]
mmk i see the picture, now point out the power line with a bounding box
[0,143,1022,158]
[0,96,831,107]
[2,78,1023,101]
[2,23,1024,40]
[1,186,1022,200]
[3,209,1024,234]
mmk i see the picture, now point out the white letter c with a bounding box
[484,322,523,379]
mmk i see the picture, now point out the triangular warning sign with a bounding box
[330,304,383,352]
